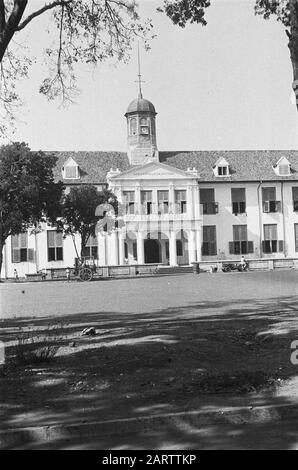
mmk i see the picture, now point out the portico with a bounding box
[107,161,202,266]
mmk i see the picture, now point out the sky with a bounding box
[4,0,298,151]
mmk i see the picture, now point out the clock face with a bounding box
[141,126,149,135]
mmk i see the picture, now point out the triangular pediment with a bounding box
[63,156,78,167]
[109,162,197,181]
[214,157,229,167]
[275,156,290,166]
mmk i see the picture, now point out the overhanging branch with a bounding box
[16,0,73,31]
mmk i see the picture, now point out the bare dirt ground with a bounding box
[1,271,298,449]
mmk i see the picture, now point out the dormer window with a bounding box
[273,157,291,176]
[214,157,230,177]
[218,166,228,176]
[62,157,80,180]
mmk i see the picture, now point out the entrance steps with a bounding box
[157,265,193,275]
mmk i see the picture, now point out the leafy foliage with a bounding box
[161,0,210,27]
[0,0,155,133]
[59,184,118,257]
[0,142,63,243]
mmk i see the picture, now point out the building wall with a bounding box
[2,179,298,278]
[199,181,298,260]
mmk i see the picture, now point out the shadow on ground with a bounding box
[1,294,298,449]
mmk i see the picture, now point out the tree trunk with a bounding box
[288,1,298,111]
[0,0,27,62]
[0,239,4,280]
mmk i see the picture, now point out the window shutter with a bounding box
[262,187,276,201]
[229,242,235,255]
[239,202,246,213]
[262,240,267,253]
[214,203,219,214]
[20,232,27,248]
[56,231,63,246]
[278,240,284,252]
[11,234,19,248]
[200,188,214,204]
[248,241,254,253]
[263,201,270,213]
[276,201,282,212]
[12,248,21,263]
[202,242,209,256]
[28,249,35,262]
[232,202,238,214]
[47,231,55,247]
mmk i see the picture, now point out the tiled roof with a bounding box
[161,150,298,182]
[50,151,129,184]
[51,150,298,184]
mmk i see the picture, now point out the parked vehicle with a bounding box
[222,262,249,272]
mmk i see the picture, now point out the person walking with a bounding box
[66,267,71,282]
[13,268,19,282]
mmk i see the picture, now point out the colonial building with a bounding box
[2,85,298,278]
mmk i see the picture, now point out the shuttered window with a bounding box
[292,187,298,211]
[231,188,246,214]
[123,191,135,215]
[158,190,169,214]
[295,224,298,252]
[264,224,277,240]
[82,235,98,259]
[200,188,218,214]
[11,233,34,263]
[141,191,153,215]
[202,226,217,256]
[175,190,187,214]
[200,188,214,203]
[47,230,63,261]
[229,225,253,255]
[262,224,282,253]
[262,187,281,213]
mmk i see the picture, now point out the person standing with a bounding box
[13,268,19,282]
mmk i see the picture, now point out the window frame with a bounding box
[47,230,64,262]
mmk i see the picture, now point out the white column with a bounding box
[169,182,175,214]
[187,184,194,219]
[152,188,158,215]
[137,232,144,264]
[107,231,118,265]
[188,230,197,264]
[135,183,141,215]
[98,233,106,266]
[113,231,119,265]
[194,185,201,219]
[169,230,177,266]
[118,232,125,265]
[196,228,202,262]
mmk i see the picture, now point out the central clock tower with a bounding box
[125,52,158,166]
[125,93,159,166]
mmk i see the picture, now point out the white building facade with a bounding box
[2,92,298,279]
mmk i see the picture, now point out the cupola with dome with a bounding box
[125,49,158,166]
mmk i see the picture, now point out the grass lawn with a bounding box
[1,271,298,449]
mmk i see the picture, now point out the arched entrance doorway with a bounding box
[144,239,161,264]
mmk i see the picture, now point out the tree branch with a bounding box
[16,0,73,31]
[0,0,6,33]
[0,0,28,62]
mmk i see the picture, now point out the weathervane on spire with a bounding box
[135,41,145,99]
